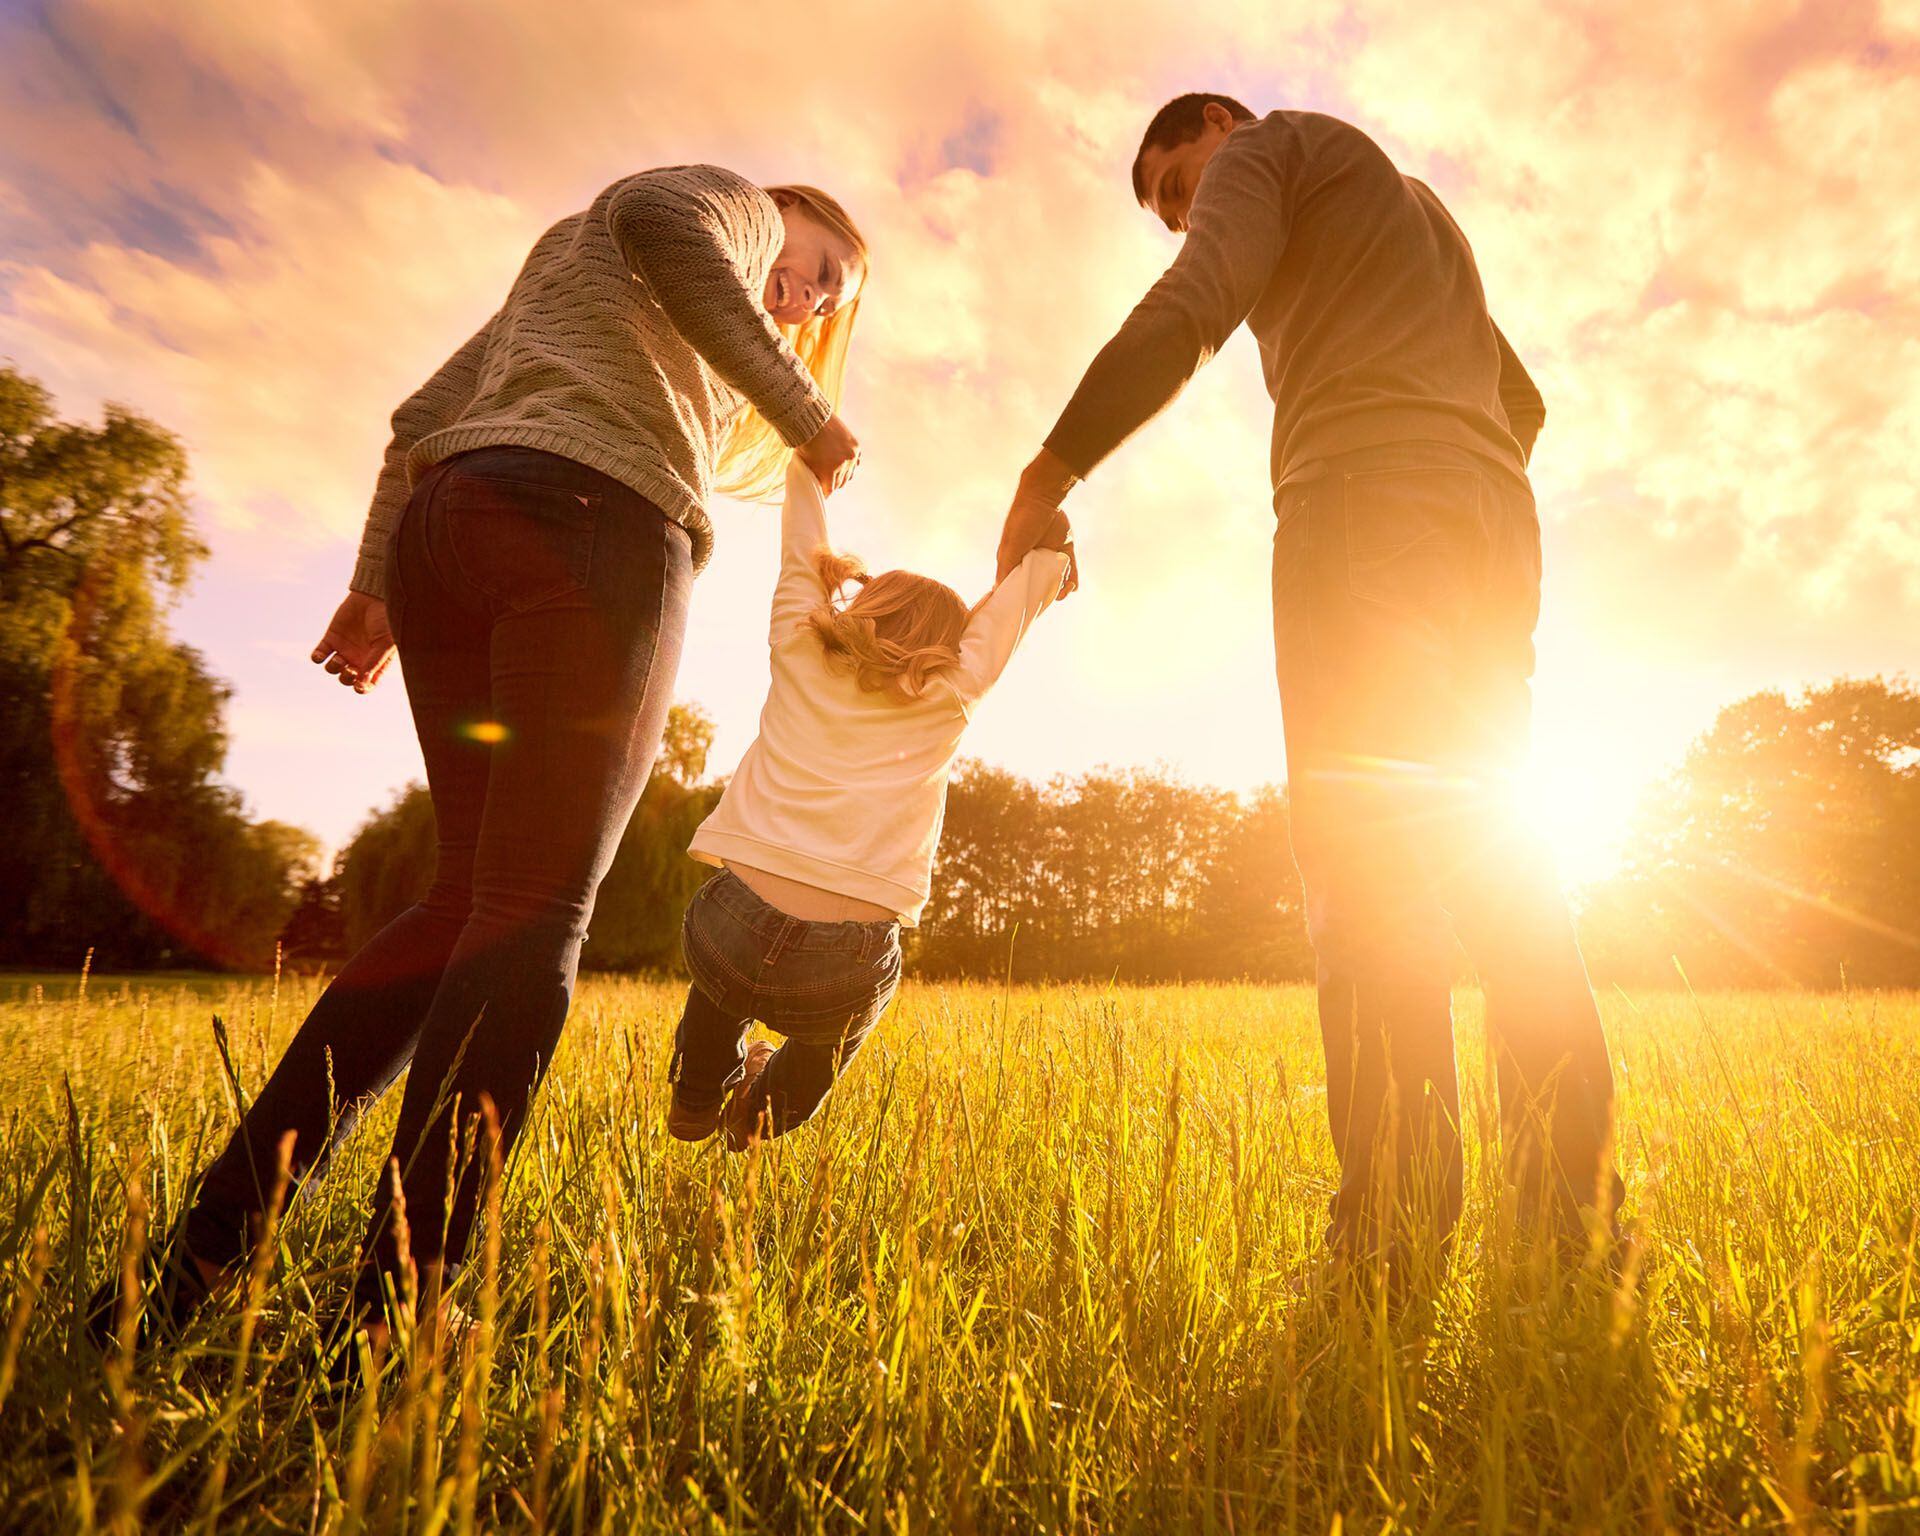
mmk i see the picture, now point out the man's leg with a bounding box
[1428,472,1624,1235]
[1273,464,1466,1263]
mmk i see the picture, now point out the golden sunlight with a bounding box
[1513,719,1647,888]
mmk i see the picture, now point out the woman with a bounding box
[94,166,868,1356]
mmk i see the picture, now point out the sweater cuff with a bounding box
[768,385,834,450]
[349,553,388,601]
[1040,426,1098,482]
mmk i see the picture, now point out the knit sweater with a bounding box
[1045,112,1542,495]
[689,461,1070,923]
[350,165,834,598]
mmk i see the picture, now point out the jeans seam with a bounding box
[687,913,758,995]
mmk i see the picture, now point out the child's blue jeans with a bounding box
[671,869,902,1135]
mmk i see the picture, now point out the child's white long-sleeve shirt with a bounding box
[688,460,1069,924]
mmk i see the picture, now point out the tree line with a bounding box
[322,673,1920,990]
[6,363,1917,988]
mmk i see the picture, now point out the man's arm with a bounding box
[998,126,1294,578]
[1493,322,1545,464]
[1045,129,1293,479]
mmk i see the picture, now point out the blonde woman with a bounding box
[665,460,1072,1148]
[94,169,868,1359]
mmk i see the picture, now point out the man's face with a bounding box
[1136,104,1240,233]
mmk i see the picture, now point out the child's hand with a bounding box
[1032,510,1079,597]
[996,449,1080,588]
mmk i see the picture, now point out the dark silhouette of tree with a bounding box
[0,365,315,969]
[913,761,1313,981]
[337,782,436,953]
[1580,678,1920,987]
[278,875,347,970]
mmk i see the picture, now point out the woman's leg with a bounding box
[354,456,692,1315]
[184,468,488,1270]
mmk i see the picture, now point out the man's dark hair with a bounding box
[1130,93,1257,203]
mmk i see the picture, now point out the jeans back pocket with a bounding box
[443,472,598,613]
[1341,465,1483,625]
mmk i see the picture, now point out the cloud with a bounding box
[0,0,1914,852]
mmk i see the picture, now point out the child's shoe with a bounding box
[666,1093,721,1142]
[722,1041,778,1151]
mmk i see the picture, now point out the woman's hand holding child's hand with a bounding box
[796,413,860,492]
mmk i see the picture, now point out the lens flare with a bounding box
[462,720,509,744]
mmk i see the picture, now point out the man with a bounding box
[999,94,1623,1268]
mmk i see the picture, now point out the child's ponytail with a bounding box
[813,547,871,595]
[804,548,970,703]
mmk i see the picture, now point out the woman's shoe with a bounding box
[84,1243,221,1354]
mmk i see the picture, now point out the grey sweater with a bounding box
[1045,111,1543,492]
[350,165,833,598]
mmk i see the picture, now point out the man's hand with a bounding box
[312,591,396,694]
[996,448,1082,588]
[1028,508,1080,599]
[795,412,860,493]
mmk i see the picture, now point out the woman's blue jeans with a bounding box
[186,447,691,1312]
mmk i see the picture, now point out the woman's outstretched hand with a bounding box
[796,413,860,492]
[312,591,396,694]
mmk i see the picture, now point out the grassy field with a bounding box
[1,972,1917,1533]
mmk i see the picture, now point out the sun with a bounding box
[1509,721,1650,890]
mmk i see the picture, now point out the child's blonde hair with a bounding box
[806,548,969,701]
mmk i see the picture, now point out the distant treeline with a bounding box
[6,363,1917,989]
[312,676,1920,990]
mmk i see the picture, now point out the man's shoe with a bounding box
[722,1041,778,1151]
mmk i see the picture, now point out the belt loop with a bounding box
[766,915,798,965]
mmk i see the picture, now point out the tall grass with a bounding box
[0,972,1916,1532]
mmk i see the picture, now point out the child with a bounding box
[667,457,1071,1147]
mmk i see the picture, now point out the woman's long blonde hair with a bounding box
[805,548,970,702]
[712,184,868,503]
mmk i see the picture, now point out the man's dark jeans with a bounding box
[1272,441,1624,1260]
[187,447,691,1312]
[671,870,902,1136]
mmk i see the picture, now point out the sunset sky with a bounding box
[3,0,1916,885]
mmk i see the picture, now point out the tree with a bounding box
[337,783,436,952]
[0,365,314,969]
[279,874,348,971]
[1581,678,1920,987]
[913,761,1312,982]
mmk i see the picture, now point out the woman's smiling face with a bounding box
[764,195,865,326]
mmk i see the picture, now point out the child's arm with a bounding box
[947,542,1073,707]
[768,458,833,644]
